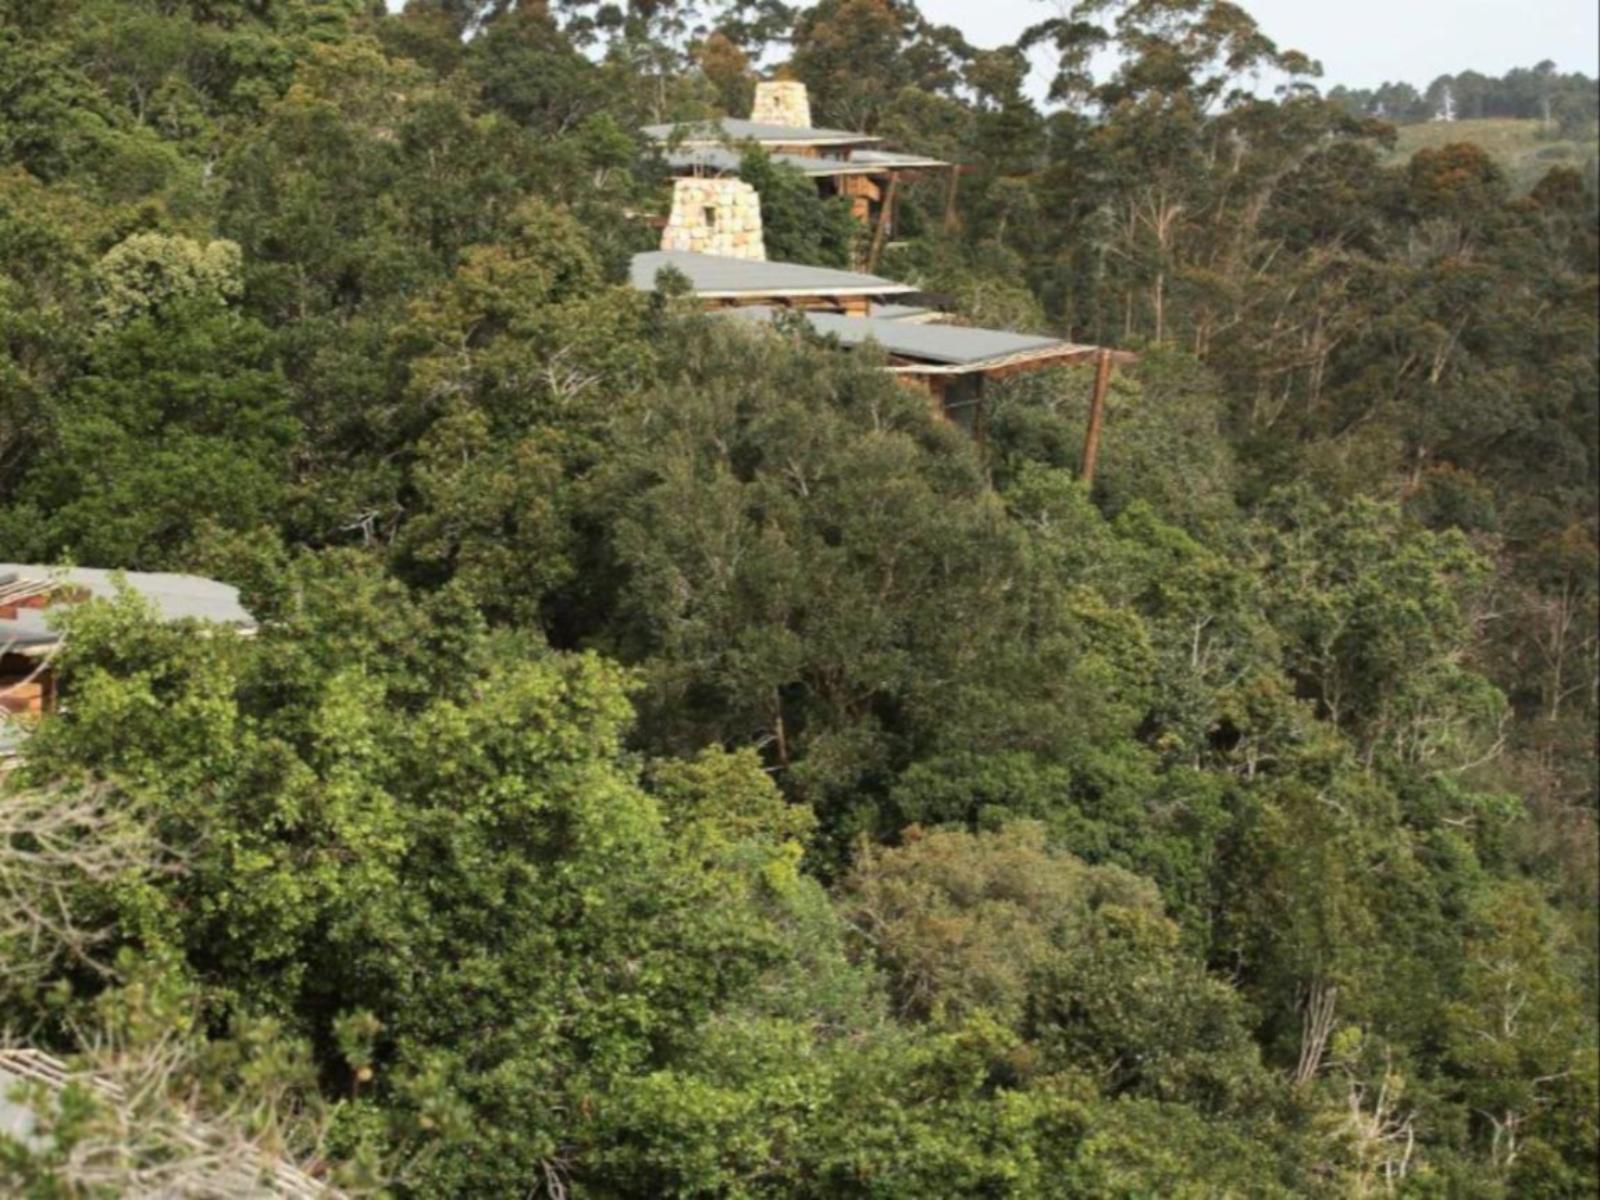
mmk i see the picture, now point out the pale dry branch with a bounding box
[1294,978,1339,1087]
[1338,1049,1417,1196]
[1,1038,353,1199]
[0,782,177,985]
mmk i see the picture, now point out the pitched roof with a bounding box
[1,565,256,653]
[630,251,917,300]
[642,118,882,148]
[723,308,1114,373]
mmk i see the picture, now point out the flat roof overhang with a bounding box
[643,119,884,149]
[718,306,1134,375]
[632,252,919,302]
[848,150,954,170]
[886,347,1139,376]
[665,149,887,178]
[697,285,916,300]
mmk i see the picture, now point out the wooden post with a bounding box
[866,173,898,272]
[943,165,960,233]
[1080,348,1113,488]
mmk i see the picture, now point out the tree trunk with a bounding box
[1294,979,1338,1087]
[866,174,899,272]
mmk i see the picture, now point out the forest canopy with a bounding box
[1,1,1596,1196]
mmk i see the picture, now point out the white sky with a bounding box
[914,0,1600,98]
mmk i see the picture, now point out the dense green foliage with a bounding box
[737,146,859,267]
[2,1,1596,1196]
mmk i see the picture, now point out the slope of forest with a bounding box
[1,1,1596,1197]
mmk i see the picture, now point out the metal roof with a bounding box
[1,565,256,654]
[663,147,883,178]
[642,118,882,147]
[799,312,1066,365]
[631,251,917,300]
[721,308,1113,373]
[847,149,952,170]
[871,303,940,323]
[723,305,1088,366]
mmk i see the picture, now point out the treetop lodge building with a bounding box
[1,84,1128,761]
[637,81,1133,441]
[643,79,953,262]
[0,565,255,761]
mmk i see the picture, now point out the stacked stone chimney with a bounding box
[660,177,766,260]
[750,80,813,129]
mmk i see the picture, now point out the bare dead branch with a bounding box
[0,782,178,986]
[1,1038,357,1198]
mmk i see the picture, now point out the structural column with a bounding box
[1080,348,1113,488]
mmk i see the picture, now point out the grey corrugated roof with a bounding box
[871,303,940,323]
[663,147,882,178]
[800,312,1065,365]
[848,149,952,169]
[631,251,916,299]
[1,565,256,654]
[722,308,1105,371]
[642,118,881,146]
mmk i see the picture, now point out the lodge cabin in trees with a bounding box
[630,249,923,316]
[631,246,1132,439]
[727,308,1134,438]
[637,80,1132,448]
[644,81,953,266]
[0,565,255,762]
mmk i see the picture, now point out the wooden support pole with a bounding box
[1080,348,1113,488]
[943,164,960,233]
[866,173,899,272]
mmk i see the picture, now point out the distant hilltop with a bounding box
[1326,61,1597,131]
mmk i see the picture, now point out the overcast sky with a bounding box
[387,0,1599,99]
[916,0,1600,97]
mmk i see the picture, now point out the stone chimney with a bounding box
[660,177,766,260]
[750,80,813,129]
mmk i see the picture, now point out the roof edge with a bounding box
[697,284,919,299]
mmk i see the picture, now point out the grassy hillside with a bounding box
[1389,117,1600,192]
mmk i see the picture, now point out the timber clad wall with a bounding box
[661,178,766,260]
[840,174,882,222]
[0,674,47,717]
[1,588,68,719]
[0,649,52,720]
